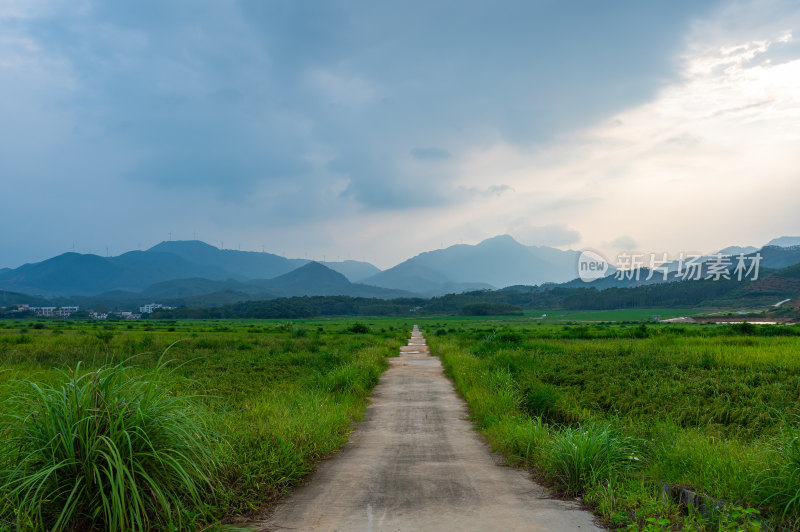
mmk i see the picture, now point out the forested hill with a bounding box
[149,262,800,319]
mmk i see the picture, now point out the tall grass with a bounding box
[0,357,218,531]
[430,323,800,529]
[548,423,640,495]
[757,416,800,527]
[0,319,410,525]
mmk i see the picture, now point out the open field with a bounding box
[426,320,800,530]
[3,316,800,530]
[0,319,410,530]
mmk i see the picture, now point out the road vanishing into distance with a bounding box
[249,325,603,531]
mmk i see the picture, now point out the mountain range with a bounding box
[0,241,381,298]
[1,236,799,308]
[363,235,581,293]
[766,236,800,248]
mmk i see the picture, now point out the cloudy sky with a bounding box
[1,0,798,269]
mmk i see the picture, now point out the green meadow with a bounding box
[426,319,800,530]
[0,319,410,530]
[3,316,800,530]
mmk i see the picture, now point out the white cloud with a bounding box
[307,3,800,269]
[397,6,800,264]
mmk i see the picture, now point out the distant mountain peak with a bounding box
[363,234,580,294]
[716,245,758,256]
[148,240,220,252]
[320,259,381,282]
[284,261,349,282]
[767,236,800,248]
[259,261,353,296]
[478,234,520,246]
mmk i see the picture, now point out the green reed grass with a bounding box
[757,415,800,527]
[548,423,641,495]
[429,322,800,529]
[0,355,217,531]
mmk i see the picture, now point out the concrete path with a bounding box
[250,325,603,531]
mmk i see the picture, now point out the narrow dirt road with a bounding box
[251,326,603,531]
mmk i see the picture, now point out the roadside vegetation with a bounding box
[0,319,405,530]
[5,315,799,530]
[426,320,800,530]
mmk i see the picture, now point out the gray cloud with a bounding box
[0,0,726,266]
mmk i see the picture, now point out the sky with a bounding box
[1,0,799,269]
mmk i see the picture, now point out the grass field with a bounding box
[3,315,799,530]
[426,320,800,530]
[0,319,413,530]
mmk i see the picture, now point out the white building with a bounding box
[30,306,78,317]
